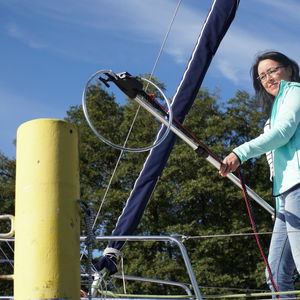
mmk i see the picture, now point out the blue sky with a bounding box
[1,0,300,159]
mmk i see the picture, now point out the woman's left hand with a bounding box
[219,152,240,177]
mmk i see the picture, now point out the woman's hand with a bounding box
[219,152,240,177]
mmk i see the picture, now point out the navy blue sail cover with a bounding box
[95,0,240,273]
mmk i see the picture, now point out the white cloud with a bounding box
[2,0,205,65]
[5,23,45,49]
[258,0,300,22]
[212,27,274,84]
[207,0,300,88]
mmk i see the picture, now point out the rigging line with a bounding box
[148,0,182,82]
[0,245,13,269]
[5,240,14,255]
[199,285,268,292]
[185,230,300,240]
[90,0,183,229]
[91,106,141,231]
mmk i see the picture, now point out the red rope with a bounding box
[237,169,280,298]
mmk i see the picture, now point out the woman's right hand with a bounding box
[219,152,240,177]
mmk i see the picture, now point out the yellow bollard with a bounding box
[14,119,80,300]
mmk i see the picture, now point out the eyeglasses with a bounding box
[257,65,285,83]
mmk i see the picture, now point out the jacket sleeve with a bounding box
[233,82,300,163]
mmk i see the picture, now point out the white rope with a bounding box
[91,152,123,230]
[148,0,182,81]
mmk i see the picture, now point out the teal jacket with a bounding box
[233,80,300,196]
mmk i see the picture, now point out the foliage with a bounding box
[0,153,15,295]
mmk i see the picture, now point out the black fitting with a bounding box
[99,71,143,99]
[195,145,209,158]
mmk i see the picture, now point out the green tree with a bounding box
[0,153,15,295]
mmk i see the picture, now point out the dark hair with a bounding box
[251,51,300,115]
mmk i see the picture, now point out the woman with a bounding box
[219,51,300,298]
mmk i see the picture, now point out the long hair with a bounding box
[251,51,300,115]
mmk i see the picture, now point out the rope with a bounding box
[184,230,300,240]
[0,245,13,269]
[237,169,280,297]
[148,0,182,81]
[91,107,140,231]
[5,241,14,256]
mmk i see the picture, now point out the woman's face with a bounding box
[257,59,292,96]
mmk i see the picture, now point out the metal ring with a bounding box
[82,70,172,152]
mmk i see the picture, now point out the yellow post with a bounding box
[14,119,80,300]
